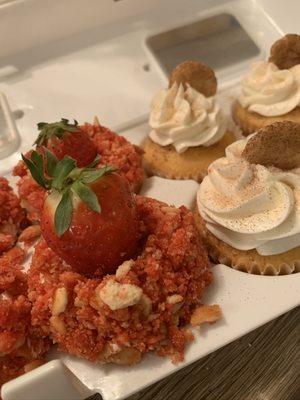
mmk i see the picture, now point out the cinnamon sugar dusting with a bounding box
[198,124,300,255]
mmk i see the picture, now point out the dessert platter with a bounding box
[0,33,300,400]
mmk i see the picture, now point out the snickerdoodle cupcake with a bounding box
[232,34,300,136]
[195,121,300,275]
[143,61,235,181]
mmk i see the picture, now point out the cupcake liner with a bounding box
[208,238,300,276]
[229,258,300,276]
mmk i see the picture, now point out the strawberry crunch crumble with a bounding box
[81,120,144,192]
[0,243,49,389]
[0,178,27,255]
[28,196,214,364]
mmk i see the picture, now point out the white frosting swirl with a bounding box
[197,137,300,255]
[239,61,300,117]
[149,82,227,153]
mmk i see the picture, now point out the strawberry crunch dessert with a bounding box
[22,149,218,364]
[28,197,215,364]
[13,118,144,222]
[0,117,218,393]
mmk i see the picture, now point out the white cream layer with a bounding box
[149,82,227,153]
[239,61,300,117]
[197,137,300,255]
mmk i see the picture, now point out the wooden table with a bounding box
[90,306,299,400]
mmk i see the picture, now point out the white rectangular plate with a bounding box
[1,1,300,399]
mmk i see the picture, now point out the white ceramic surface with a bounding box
[0,0,299,399]
[0,92,20,167]
[1,360,92,400]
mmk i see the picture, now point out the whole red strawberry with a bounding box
[35,119,97,168]
[22,151,140,276]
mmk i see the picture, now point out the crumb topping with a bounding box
[27,196,212,363]
[116,259,134,281]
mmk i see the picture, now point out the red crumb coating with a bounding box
[0,178,27,254]
[13,160,46,223]
[81,123,144,193]
[28,196,212,363]
[0,247,27,296]
[0,246,49,388]
[0,356,29,387]
[27,241,100,360]
[0,181,48,389]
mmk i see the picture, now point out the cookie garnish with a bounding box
[242,121,300,170]
[169,61,217,97]
[269,34,300,69]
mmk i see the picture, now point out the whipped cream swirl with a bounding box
[239,61,300,117]
[197,137,300,255]
[149,82,227,153]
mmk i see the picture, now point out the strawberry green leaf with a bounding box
[44,149,58,177]
[54,189,73,236]
[37,122,47,130]
[52,157,76,190]
[21,154,48,189]
[68,167,82,181]
[81,165,115,184]
[31,151,44,171]
[35,119,79,145]
[72,181,101,213]
[61,118,78,128]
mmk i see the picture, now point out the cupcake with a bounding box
[232,34,300,135]
[143,61,235,181]
[195,121,300,275]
